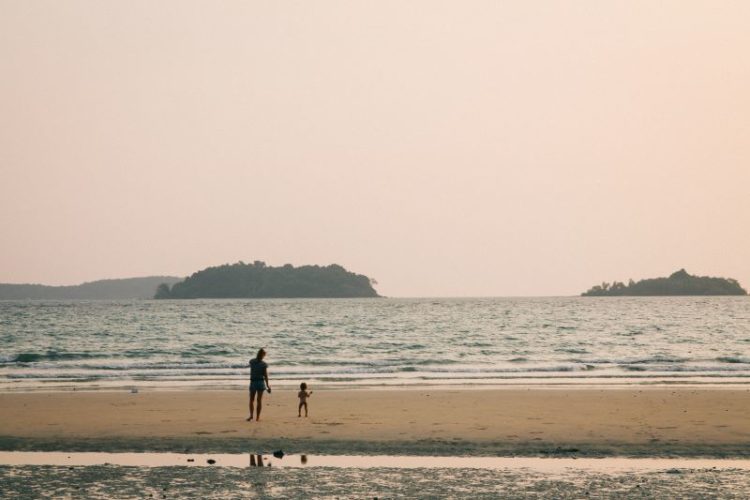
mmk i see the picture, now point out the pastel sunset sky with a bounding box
[1,1,748,296]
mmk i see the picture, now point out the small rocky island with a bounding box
[154,261,379,299]
[582,269,747,296]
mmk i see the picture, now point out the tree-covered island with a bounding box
[154,261,379,299]
[582,269,747,296]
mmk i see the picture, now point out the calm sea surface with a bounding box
[1,297,749,390]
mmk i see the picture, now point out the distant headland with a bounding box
[582,269,747,296]
[0,276,182,300]
[154,261,379,299]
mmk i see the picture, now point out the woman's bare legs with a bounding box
[248,389,257,421]
[255,391,264,421]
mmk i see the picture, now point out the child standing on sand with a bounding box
[298,382,312,417]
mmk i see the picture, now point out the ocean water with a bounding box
[0,297,749,390]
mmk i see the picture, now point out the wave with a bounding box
[568,356,689,365]
[2,352,102,364]
[620,364,750,373]
[716,356,750,364]
[555,348,589,354]
[0,363,597,379]
[6,368,750,385]
[621,365,647,372]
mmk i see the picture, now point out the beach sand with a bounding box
[1,388,749,456]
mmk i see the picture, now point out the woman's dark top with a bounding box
[249,358,267,381]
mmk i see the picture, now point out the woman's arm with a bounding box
[264,368,271,392]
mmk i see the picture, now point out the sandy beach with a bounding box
[1,388,748,457]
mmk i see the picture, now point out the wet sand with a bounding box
[4,463,750,499]
[1,388,749,456]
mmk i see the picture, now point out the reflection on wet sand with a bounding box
[249,454,273,467]
[2,451,750,475]
[249,452,306,468]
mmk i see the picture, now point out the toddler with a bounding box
[298,382,312,417]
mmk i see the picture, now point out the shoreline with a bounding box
[2,388,749,457]
[3,375,750,394]
[2,436,748,458]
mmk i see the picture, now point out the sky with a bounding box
[1,1,749,297]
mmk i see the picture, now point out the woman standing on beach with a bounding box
[247,348,271,421]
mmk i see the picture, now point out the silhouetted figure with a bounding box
[298,382,313,417]
[247,348,271,421]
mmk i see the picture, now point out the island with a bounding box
[0,276,182,300]
[582,269,747,296]
[154,261,379,299]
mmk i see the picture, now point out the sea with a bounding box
[1,297,749,391]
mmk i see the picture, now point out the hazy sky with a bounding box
[1,1,749,296]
